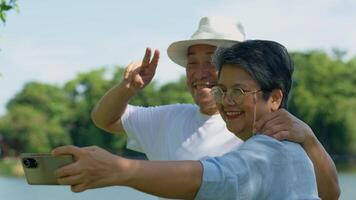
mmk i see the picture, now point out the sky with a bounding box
[0,0,355,115]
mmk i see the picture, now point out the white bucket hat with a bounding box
[167,16,246,67]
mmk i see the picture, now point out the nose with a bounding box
[221,92,235,106]
[193,64,209,79]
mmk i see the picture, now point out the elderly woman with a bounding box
[194,40,319,199]
[53,40,320,200]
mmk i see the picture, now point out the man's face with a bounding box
[186,44,218,114]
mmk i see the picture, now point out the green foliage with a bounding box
[0,0,18,24]
[0,158,21,176]
[0,104,71,153]
[7,82,72,118]
[0,51,355,159]
[158,76,194,105]
[289,51,356,154]
[63,68,122,149]
[0,82,72,154]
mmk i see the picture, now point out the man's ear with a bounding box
[269,89,283,111]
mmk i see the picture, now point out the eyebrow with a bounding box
[216,83,249,88]
[187,51,215,56]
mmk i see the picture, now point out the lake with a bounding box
[1,172,355,200]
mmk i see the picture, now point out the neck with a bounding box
[235,126,254,141]
[199,106,219,116]
[238,133,253,141]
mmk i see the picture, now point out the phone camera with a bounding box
[22,158,38,168]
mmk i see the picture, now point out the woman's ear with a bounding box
[269,89,283,111]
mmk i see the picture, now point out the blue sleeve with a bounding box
[194,135,319,200]
[195,159,238,200]
[194,137,279,200]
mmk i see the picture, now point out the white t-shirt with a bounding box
[121,104,243,161]
[196,135,319,200]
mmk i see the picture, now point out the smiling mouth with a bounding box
[193,82,215,89]
[225,111,244,120]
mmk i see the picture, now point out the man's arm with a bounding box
[91,81,136,134]
[91,48,160,134]
[52,145,202,200]
[302,132,340,200]
[255,109,340,200]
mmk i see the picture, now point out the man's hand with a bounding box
[254,108,314,145]
[52,145,131,193]
[123,47,160,90]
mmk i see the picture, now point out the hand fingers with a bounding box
[124,61,137,80]
[82,146,99,151]
[131,62,145,85]
[149,49,160,68]
[255,108,290,131]
[57,174,83,185]
[270,131,289,141]
[52,145,81,157]
[55,162,81,178]
[254,111,280,132]
[259,115,286,133]
[142,48,152,67]
[143,49,160,77]
[71,184,87,193]
[141,49,160,74]
[133,75,144,88]
[124,61,143,86]
[131,62,143,75]
[262,124,287,136]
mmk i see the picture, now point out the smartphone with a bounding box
[20,153,74,185]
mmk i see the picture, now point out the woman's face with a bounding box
[215,64,281,140]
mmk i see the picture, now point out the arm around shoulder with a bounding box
[302,132,341,200]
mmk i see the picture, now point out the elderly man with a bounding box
[69,16,338,199]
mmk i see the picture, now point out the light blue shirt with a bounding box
[195,135,320,200]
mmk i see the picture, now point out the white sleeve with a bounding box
[121,104,168,153]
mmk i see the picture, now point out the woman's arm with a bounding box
[52,145,202,200]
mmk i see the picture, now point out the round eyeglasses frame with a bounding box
[211,86,262,104]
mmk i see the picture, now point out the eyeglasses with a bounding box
[211,86,262,104]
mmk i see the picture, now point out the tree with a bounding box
[1,53,354,159]
[158,76,194,105]
[0,66,196,157]
[63,68,124,150]
[0,0,18,24]
[0,82,72,154]
[290,51,356,155]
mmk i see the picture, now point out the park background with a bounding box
[0,0,355,199]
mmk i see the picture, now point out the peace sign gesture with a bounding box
[123,48,160,91]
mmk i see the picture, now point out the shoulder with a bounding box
[232,135,293,166]
[240,135,310,166]
[125,104,198,117]
[241,135,285,152]
[242,135,300,152]
[128,103,197,112]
